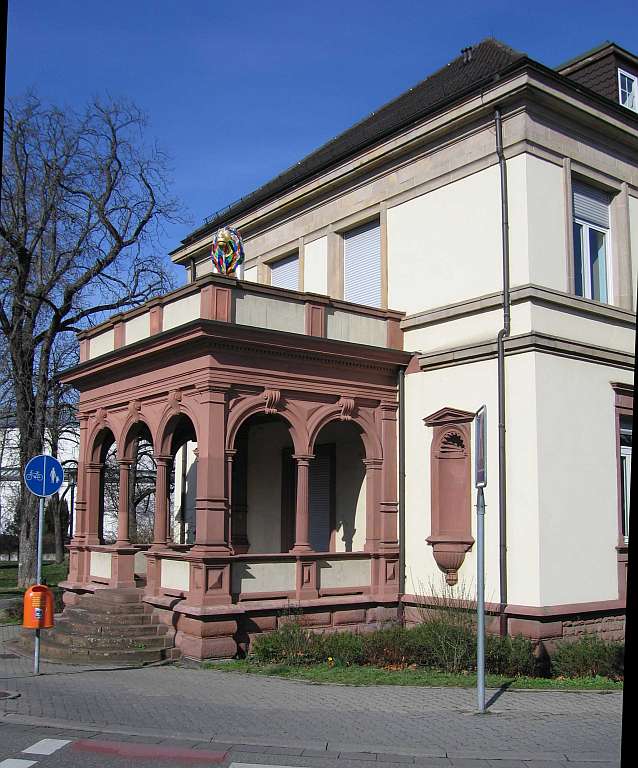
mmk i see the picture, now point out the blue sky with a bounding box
[6,1,638,281]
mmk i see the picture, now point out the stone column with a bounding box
[193,386,230,554]
[379,402,399,550]
[85,461,103,546]
[116,460,132,546]
[151,456,171,550]
[377,402,399,598]
[68,414,89,584]
[363,458,382,552]
[292,454,313,552]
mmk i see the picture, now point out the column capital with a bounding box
[153,455,173,466]
[380,401,399,416]
[117,458,134,468]
[363,457,383,469]
[292,454,314,464]
[225,449,237,460]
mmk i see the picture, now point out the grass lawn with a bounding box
[0,559,69,594]
[203,659,623,691]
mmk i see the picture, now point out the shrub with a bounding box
[410,619,475,673]
[361,625,420,667]
[551,636,624,679]
[485,634,538,677]
[251,619,318,665]
[321,631,365,666]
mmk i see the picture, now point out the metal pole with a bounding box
[34,491,45,675]
[476,486,486,712]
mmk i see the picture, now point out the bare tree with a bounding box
[0,94,181,586]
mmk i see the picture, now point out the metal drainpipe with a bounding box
[495,108,511,637]
[398,367,406,606]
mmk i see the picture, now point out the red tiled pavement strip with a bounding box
[72,739,228,763]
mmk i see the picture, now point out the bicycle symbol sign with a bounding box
[24,455,64,497]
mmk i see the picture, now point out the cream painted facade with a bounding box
[159,41,637,638]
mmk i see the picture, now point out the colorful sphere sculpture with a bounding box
[211,226,245,276]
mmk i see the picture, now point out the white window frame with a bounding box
[572,218,612,303]
[618,68,638,113]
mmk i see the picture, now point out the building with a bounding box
[56,39,636,660]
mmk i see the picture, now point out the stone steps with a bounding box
[16,587,179,665]
[54,618,170,639]
[18,634,174,665]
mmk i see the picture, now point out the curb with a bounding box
[0,713,620,763]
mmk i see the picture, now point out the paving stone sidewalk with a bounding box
[0,641,622,763]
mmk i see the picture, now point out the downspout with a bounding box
[398,367,406,606]
[495,108,511,637]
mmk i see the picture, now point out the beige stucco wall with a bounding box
[326,309,386,346]
[90,550,112,579]
[163,293,200,331]
[234,290,305,334]
[244,265,258,283]
[403,303,531,354]
[232,560,296,594]
[247,420,292,553]
[318,557,370,588]
[525,155,568,292]
[89,328,115,359]
[387,166,503,315]
[125,312,150,345]
[529,303,635,353]
[304,236,328,295]
[404,354,545,607]
[535,355,632,605]
[160,558,190,591]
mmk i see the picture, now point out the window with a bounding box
[618,69,638,112]
[343,220,381,307]
[572,181,611,303]
[270,252,299,290]
[620,415,632,544]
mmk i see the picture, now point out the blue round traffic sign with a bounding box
[24,455,65,497]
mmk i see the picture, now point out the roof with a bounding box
[180,38,527,247]
[556,41,638,74]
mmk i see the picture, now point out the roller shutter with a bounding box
[343,221,381,307]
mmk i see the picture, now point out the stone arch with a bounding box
[88,423,117,463]
[119,414,155,460]
[155,400,201,457]
[307,403,382,460]
[226,392,307,455]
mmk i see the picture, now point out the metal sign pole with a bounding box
[34,493,45,675]
[24,452,64,677]
[474,405,487,714]
[476,485,486,713]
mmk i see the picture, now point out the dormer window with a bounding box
[618,69,637,112]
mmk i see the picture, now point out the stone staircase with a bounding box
[17,588,179,665]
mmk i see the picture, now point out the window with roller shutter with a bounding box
[270,252,299,290]
[343,221,381,307]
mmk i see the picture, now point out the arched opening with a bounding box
[165,414,198,546]
[90,428,117,545]
[311,420,367,552]
[123,422,156,545]
[232,413,294,554]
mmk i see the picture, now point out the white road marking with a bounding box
[22,738,70,755]
[0,760,39,768]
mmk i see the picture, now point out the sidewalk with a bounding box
[0,639,621,764]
